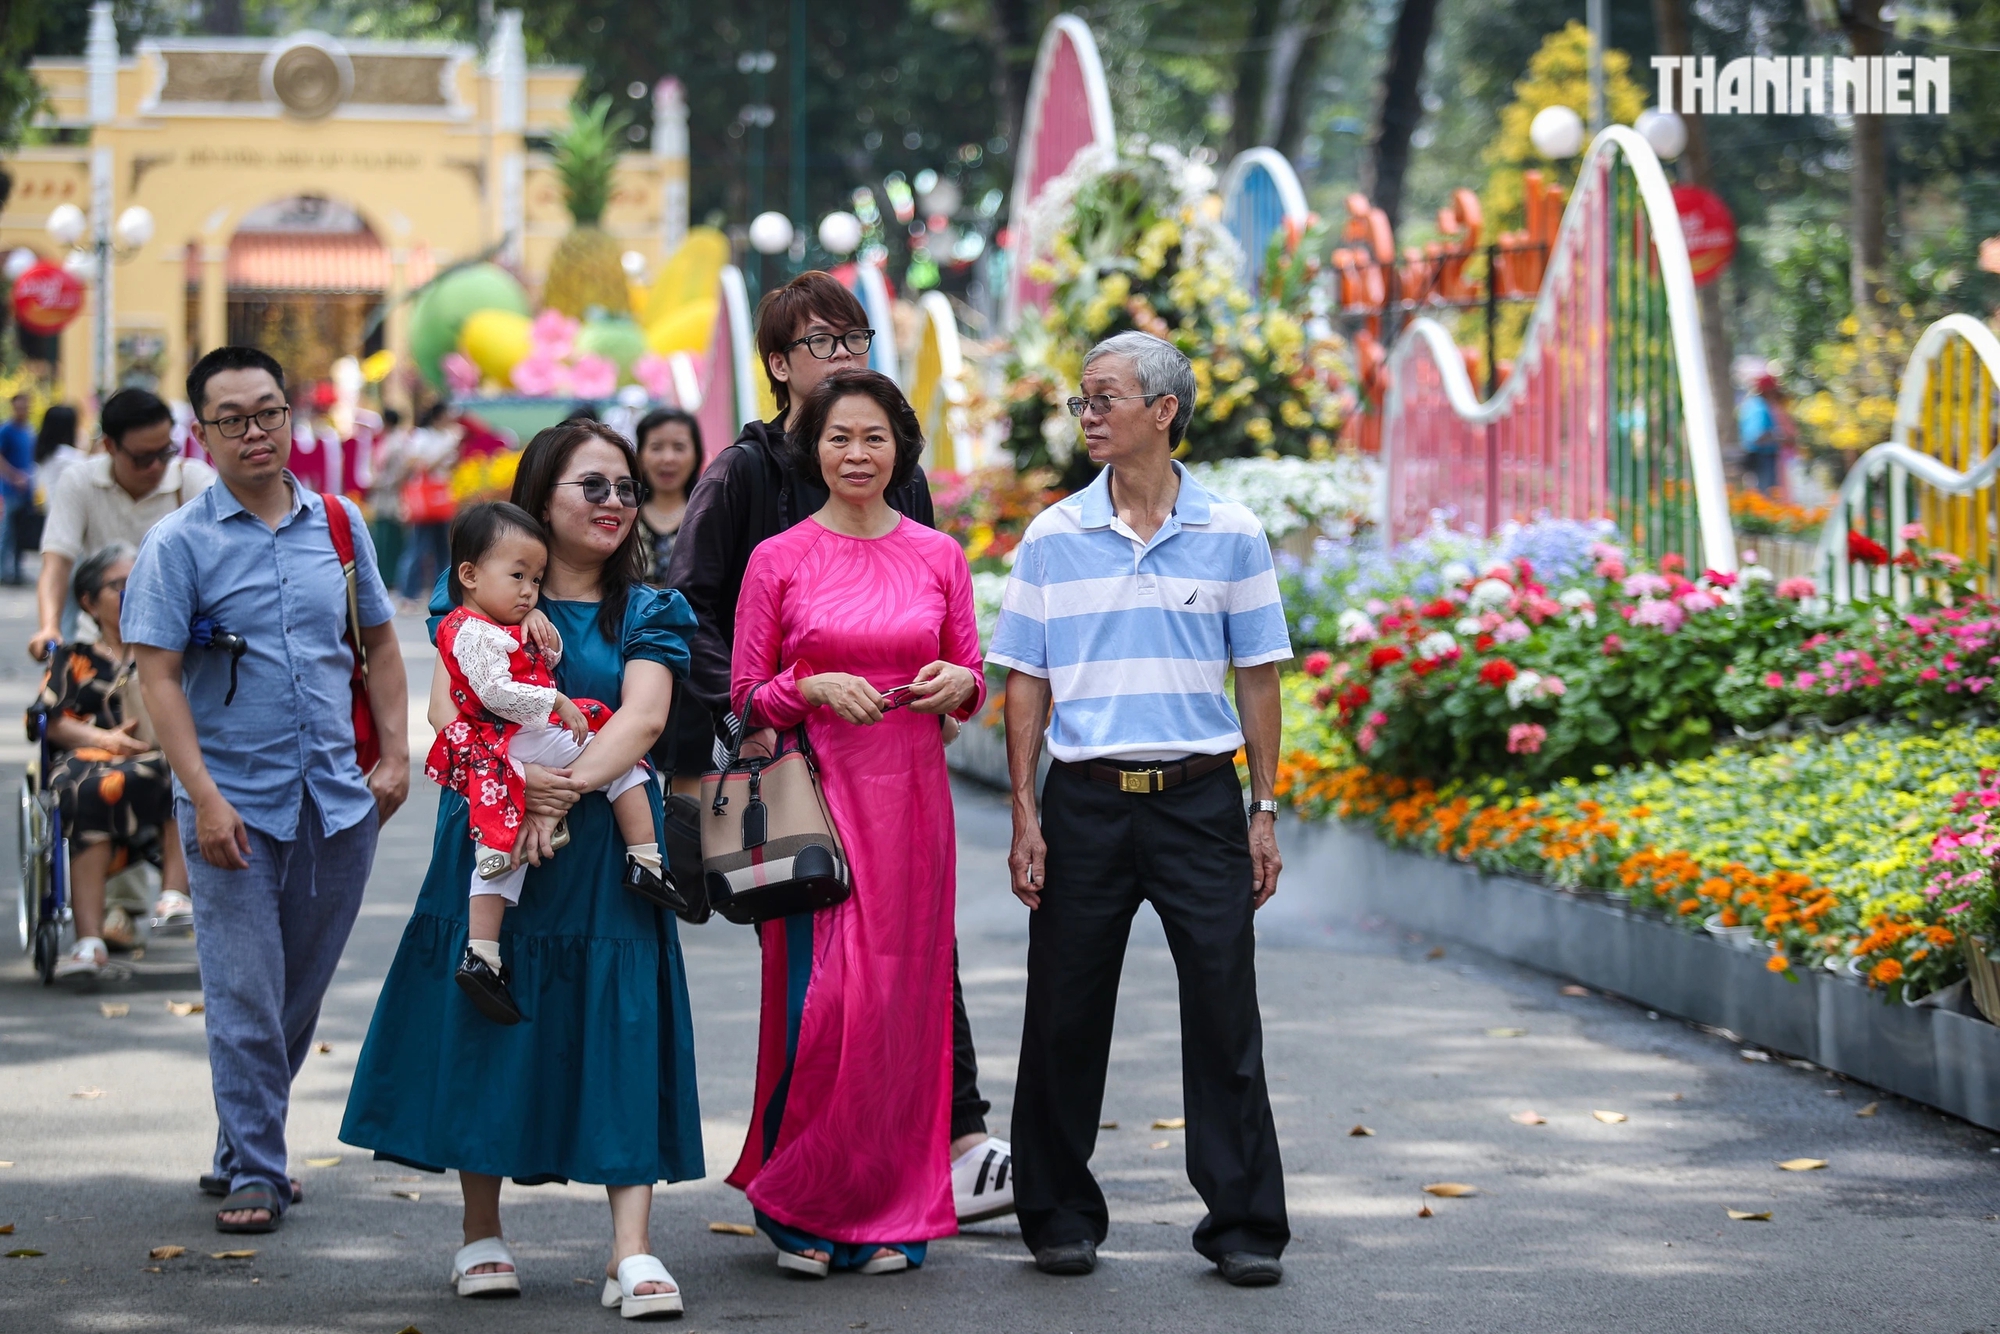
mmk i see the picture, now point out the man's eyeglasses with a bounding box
[557,474,645,509]
[116,442,177,468]
[1065,393,1161,418]
[199,405,290,439]
[784,329,875,360]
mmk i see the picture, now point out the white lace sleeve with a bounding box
[454,618,559,726]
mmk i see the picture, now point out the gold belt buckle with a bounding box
[1118,767,1163,794]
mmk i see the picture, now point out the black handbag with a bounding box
[651,686,711,925]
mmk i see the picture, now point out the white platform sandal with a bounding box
[600,1254,682,1319]
[450,1236,522,1298]
[858,1249,909,1275]
[774,1248,829,1279]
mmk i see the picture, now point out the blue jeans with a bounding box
[396,522,450,601]
[179,793,379,1207]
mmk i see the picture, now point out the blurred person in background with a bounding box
[635,406,708,793]
[396,401,460,603]
[367,407,409,585]
[1738,372,1794,496]
[30,389,214,661]
[0,392,38,584]
[34,543,192,981]
[33,402,83,505]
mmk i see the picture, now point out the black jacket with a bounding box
[664,415,936,724]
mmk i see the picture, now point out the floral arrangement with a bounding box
[449,449,521,504]
[1730,489,1827,537]
[1184,454,1378,541]
[443,310,675,402]
[932,466,1065,573]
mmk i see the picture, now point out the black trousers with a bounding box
[1012,762,1288,1259]
[950,943,989,1139]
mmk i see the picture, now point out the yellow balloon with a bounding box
[457,309,533,384]
[644,229,731,327]
[646,299,719,356]
[360,349,397,384]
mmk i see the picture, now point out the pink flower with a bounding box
[1982,790,2000,808]
[1602,634,1623,655]
[529,309,580,359]
[1367,711,1388,727]
[570,353,619,399]
[1938,550,1966,570]
[1594,556,1627,580]
[1900,521,1928,542]
[1763,672,1785,689]
[1506,722,1547,755]
[1703,569,1738,589]
[1540,674,1566,697]
[1632,598,1686,634]
[1590,542,1624,561]
[1678,588,1720,613]
[1622,573,1670,598]
[1493,619,1531,644]
[1920,667,1940,682]
[441,351,481,394]
[1795,672,1817,690]
[633,351,677,401]
[1907,615,1937,635]
[1357,724,1378,752]
[1775,577,1818,600]
[510,352,570,396]
[1302,650,1333,678]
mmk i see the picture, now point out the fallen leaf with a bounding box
[210,1250,256,1260]
[1785,1059,1817,1071]
[395,1327,421,1334]
[1726,1209,1773,1222]
[0,1225,10,1235]
[1416,1205,1433,1218]
[707,1222,755,1236]
[1560,984,1591,996]
[1669,1092,1685,1101]
[1150,1140,1171,1150]
[6,1249,45,1258]
[1592,1110,1628,1124]
[316,1042,332,1054]
[1422,1182,1477,1197]
[305,1157,341,1168]
[1777,1158,1827,1171]
[144,1266,161,1273]
[1509,1110,1547,1126]
[167,1001,203,1017]
[1485,1027,1528,1038]
[149,1245,185,1260]
[71,1087,103,1100]
[1855,1102,1879,1118]
[1098,1121,1118,1129]
[391,1190,421,1201]
[1426,946,1445,959]
[1151,1118,1185,1130]
[1348,1124,1374,1137]
[98,1002,128,1018]
[1740,1049,1771,1063]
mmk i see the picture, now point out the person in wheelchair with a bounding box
[29,543,191,981]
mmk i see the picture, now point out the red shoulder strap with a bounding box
[321,492,355,566]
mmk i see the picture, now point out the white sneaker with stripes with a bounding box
[952,1136,1015,1223]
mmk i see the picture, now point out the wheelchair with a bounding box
[16,708,70,986]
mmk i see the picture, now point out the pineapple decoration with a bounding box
[542,96,632,320]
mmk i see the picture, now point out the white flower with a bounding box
[1469,578,1513,610]
[1455,617,1483,636]
[1417,631,1457,660]
[1739,563,1775,583]
[1440,560,1475,587]
[1505,670,1543,709]
[1558,588,1593,609]
[971,570,1011,646]
[1185,454,1382,539]
[1337,608,1376,643]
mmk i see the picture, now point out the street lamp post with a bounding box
[738,47,778,298]
[46,201,152,401]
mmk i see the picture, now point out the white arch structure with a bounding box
[1005,15,1116,328]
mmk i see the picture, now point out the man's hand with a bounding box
[522,761,586,819]
[1008,814,1047,910]
[195,793,252,870]
[28,625,58,662]
[553,694,590,745]
[1249,810,1282,909]
[369,755,410,823]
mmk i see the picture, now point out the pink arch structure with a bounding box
[1005,16,1116,328]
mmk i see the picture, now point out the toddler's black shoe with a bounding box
[455,946,523,1025]
[622,856,691,915]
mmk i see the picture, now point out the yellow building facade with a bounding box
[0,6,688,420]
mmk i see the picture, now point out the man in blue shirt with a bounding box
[125,346,409,1235]
[0,392,38,584]
[989,332,1291,1287]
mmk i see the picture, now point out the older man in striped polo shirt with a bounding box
[988,331,1291,1287]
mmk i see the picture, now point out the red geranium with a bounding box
[1474,633,1495,653]
[1660,552,1687,574]
[1313,684,1336,709]
[1848,531,1890,566]
[1602,633,1624,655]
[1409,656,1438,677]
[1336,684,1372,714]
[1419,598,1457,620]
[1703,569,1738,589]
[1368,645,1406,671]
[1302,650,1333,678]
[1478,659,1518,687]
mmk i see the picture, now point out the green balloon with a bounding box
[409,263,531,388]
[576,316,648,374]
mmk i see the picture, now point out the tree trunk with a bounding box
[1360,0,1439,232]
[994,0,1041,150]
[1845,0,1888,318]
[1651,0,1738,456]
[1275,0,1344,162]
[1227,0,1286,157]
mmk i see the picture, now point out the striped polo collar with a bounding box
[1077,458,1214,529]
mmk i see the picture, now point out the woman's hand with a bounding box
[905,661,977,716]
[522,761,587,818]
[800,673,886,725]
[513,811,559,867]
[94,719,151,757]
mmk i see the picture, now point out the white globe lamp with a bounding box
[61,250,94,277]
[3,247,37,281]
[1635,108,1688,162]
[114,205,154,250]
[621,249,647,278]
[817,210,863,257]
[45,203,87,249]
[748,212,795,256]
[1529,105,1586,160]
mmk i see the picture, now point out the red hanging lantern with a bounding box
[11,261,85,335]
[1671,185,1737,288]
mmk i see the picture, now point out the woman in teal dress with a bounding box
[342,420,701,1318]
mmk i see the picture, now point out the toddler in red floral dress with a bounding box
[426,502,672,1024]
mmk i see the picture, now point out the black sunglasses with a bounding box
[556,474,645,508]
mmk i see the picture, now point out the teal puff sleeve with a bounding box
[622,583,695,679]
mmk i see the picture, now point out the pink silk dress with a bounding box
[726,514,986,1250]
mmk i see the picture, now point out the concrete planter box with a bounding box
[1292,820,2000,1132]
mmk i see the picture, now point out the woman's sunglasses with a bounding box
[556,474,646,509]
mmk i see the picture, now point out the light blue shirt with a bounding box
[122,474,394,840]
[986,460,1292,763]
[1739,394,1776,453]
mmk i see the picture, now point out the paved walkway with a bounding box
[3,598,1999,1331]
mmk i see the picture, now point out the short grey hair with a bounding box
[1083,331,1196,447]
[73,542,135,607]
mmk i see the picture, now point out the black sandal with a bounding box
[215,1181,284,1234]
[201,1174,301,1204]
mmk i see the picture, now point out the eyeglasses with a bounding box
[97,578,127,597]
[199,405,290,439]
[116,442,177,468]
[556,474,645,508]
[1064,393,1161,418]
[784,329,875,360]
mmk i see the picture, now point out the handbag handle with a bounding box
[712,678,818,815]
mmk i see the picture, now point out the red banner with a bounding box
[11,261,84,334]
[1671,185,1737,289]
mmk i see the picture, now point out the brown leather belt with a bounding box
[1054,752,1236,794]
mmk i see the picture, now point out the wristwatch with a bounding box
[1248,799,1280,818]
